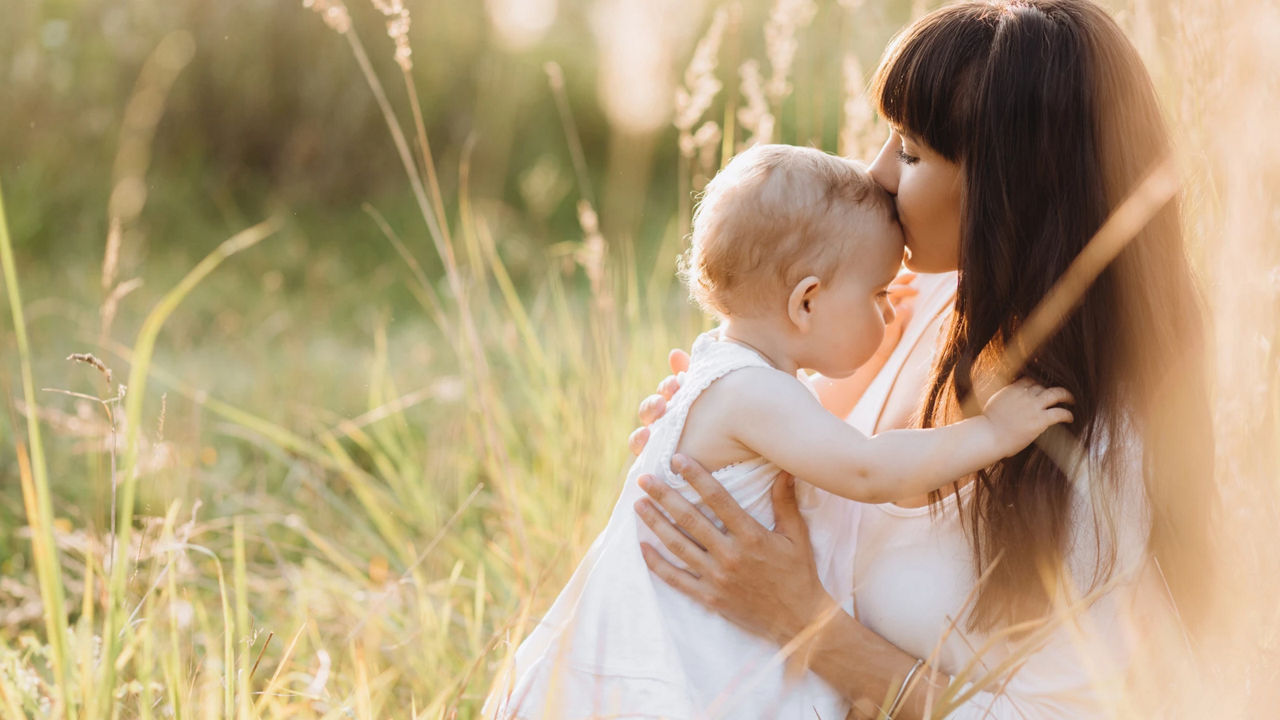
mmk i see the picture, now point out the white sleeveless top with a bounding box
[484,331,854,720]
[842,273,1155,718]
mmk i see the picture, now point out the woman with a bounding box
[630,1,1215,717]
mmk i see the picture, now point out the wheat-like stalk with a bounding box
[691,120,723,190]
[737,58,774,148]
[675,6,729,156]
[302,0,351,33]
[371,0,413,71]
[838,52,876,160]
[763,0,818,106]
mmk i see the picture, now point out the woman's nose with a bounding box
[868,133,899,196]
[881,301,896,326]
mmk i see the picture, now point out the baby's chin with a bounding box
[814,363,863,380]
[832,348,883,378]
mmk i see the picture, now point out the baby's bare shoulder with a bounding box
[698,366,810,417]
[678,367,784,467]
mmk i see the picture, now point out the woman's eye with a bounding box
[896,147,920,165]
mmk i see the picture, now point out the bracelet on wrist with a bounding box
[883,657,925,719]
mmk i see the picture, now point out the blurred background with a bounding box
[1,0,1277,716]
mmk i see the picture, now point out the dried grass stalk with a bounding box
[838,53,876,160]
[371,0,413,71]
[675,6,729,153]
[738,59,774,147]
[303,0,351,33]
[763,0,818,104]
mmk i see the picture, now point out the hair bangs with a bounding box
[870,4,1000,162]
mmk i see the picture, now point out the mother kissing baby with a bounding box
[488,0,1214,718]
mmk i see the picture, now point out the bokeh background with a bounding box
[2,0,1278,716]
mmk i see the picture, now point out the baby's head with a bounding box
[681,144,905,376]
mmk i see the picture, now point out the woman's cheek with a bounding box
[895,177,922,255]
[896,192,934,271]
[899,183,959,273]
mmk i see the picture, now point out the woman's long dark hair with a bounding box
[871,0,1216,633]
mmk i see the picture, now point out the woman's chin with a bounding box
[903,249,956,274]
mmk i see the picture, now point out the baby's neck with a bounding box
[717,317,801,375]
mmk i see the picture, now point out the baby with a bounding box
[485,145,1072,719]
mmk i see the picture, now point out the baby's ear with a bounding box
[787,276,822,332]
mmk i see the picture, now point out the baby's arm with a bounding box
[723,368,1073,504]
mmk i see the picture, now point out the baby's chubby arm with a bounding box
[723,368,1074,504]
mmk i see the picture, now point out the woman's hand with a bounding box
[627,349,690,455]
[633,454,833,645]
[637,456,954,719]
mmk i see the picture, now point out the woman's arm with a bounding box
[632,457,949,719]
[787,602,953,720]
[636,455,1157,719]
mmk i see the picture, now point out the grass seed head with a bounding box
[303,0,351,34]
[737,59,774,147]
[674,6,729,138]
[67,353,113,388]
[372,0,414,71]
[763,0,818,104]
[838,52,876,160]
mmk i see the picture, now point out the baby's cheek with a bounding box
[880,301,895,326]
[871,320,887,349]
[859,310,886,358]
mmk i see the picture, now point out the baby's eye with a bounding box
[896,147,920,165]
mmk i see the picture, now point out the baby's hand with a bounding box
[981,378,1074,456]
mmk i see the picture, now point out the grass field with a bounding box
[2,0,1278,717]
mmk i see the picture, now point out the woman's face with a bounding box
[868,128,964,273]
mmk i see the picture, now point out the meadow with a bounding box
[1,0,1278,717]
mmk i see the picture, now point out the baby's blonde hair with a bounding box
[680,144,896,318]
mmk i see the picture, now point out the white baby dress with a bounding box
[484,331,860,719]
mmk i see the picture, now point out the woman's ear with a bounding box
[787,276,822,332]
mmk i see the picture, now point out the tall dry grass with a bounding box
[1,0,1277,718]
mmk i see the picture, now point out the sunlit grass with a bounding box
[1,0,1278,718]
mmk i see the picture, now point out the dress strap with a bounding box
[651,330,779,483]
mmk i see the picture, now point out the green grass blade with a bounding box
[0,179,76,717]
[99,217,280,715]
